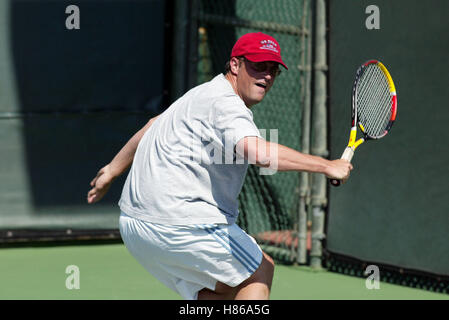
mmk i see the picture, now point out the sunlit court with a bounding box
[1,243,447,300]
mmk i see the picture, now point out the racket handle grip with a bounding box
[341,147,354,162]
[330,147,354,187]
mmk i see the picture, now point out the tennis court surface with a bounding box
[1,243,447,300]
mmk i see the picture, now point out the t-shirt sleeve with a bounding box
[213,96,262,148]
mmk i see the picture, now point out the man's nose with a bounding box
[263,72,273,82]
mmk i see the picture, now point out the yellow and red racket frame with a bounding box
[331,59,397,186]
[346,59,397,156]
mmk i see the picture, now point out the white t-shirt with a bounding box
[119,74,262,225]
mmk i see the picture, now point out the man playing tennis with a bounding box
[87,32,352,300]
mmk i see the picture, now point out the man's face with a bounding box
[234,57,281,107]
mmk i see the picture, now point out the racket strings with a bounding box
[362,67,391,134]
[364,69,390,132]
[359,67,389,128]
[356,65,392,138]
[358,68,383,124]
[371,69,392,131]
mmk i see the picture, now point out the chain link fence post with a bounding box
[310,0,328,270]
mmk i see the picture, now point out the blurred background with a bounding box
[0,0,448,296]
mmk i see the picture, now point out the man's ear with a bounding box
[229,57,241,75]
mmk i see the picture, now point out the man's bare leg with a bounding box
[197,282,238,300]
[234,252,274,299]
[197,252,274,300]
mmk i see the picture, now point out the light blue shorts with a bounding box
[119,211,263,300]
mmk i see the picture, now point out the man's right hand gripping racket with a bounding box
[330,59,398,186]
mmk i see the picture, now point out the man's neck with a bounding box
[224,72,238,95]
[224,72,251,109]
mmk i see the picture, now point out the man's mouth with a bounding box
[255,82,267,89]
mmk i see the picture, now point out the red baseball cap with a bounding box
[231,32,288,70]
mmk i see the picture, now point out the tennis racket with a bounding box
[330,59,397,186]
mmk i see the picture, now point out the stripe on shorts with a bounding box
[196,224,259,274]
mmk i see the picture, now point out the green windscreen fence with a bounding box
[0,0,168,235]
[196,0,312,262]
[327,0,449,281]
[1,0,314,253]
